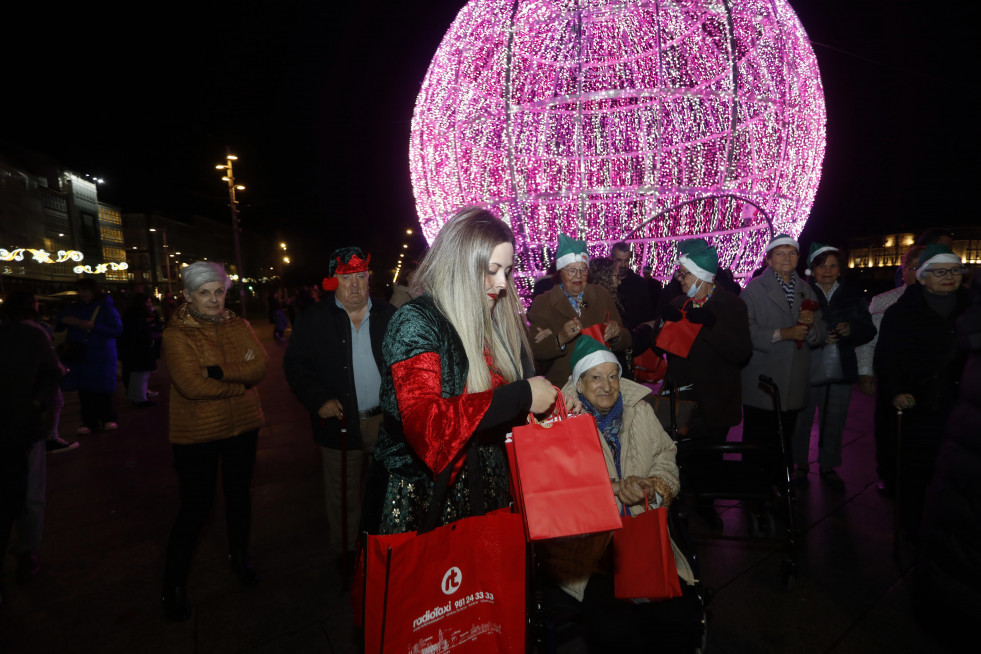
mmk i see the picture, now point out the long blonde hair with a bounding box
[414,208,532,392]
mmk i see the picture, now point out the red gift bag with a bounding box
[579,311,610,346]
[633,348,667,383]
[363,510,526,653]
[612,495,683,601]
[654,301,703,358]
[507,394,622,541]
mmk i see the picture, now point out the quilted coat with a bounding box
[163,304,267,445]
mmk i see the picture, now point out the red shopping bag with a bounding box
[612,495,683,601]
[633,348,667,383]
[508,394,622,540]
[655,301,702,358]
[579,311,610,346]
[363,510,526,653]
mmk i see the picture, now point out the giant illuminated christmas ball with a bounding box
[409,0,825,289]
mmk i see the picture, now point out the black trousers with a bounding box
[0,447,30,578]
[163,429,259,587]
[78,390,118,429]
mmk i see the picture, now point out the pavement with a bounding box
[0,320,955,653]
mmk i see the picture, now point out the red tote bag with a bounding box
[579,311,610,346]
[363,510,526,653]
[612,495,683,601]
[508,394,622,541]
[654,301,703,358]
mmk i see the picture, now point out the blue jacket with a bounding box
[57,295,122,393]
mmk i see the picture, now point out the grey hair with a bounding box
[414,207,532,392]
[180,262,231,292]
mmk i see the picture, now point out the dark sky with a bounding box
[3,1,978,278]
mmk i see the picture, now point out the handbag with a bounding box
[613,493,683,601]
[579,310,610,346]
[809,342,844,385]
[506,391,623,541]
[654,301,702,358]
[361,439,526,653]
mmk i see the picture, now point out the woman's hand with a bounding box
[613,475,647,507]
[528,376,557,414]
[834,322,851,338]
[317,398,344,420]
[603,321,621,342]
[533,326,554,344]
[559,318,582,344]
[892,393,916,411]
[780,324,809,341]
[564,393,584,415]
[797,309,814,326]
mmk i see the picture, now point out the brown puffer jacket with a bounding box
[163,304,267,444]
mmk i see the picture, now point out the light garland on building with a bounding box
[73,262,129,275]
[1,248,84,264]
[409,0,826,292]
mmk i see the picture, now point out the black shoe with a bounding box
[819,468,846,491]
[162,586,192,621]
[229,552,259,586]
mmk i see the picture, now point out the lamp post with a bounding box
[148,227,172,295]
[216,149,248,318]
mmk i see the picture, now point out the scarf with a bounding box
[771,268,796,310]
[560,284,585,315]
[580,392,625,478]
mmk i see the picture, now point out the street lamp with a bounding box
[148,227,173,294]
[215,149,248,318]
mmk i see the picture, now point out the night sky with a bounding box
[3,1,978,281]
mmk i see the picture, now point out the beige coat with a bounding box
[163,304,267,444]
[539,378,695,601]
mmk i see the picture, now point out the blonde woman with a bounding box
[362,208,556,535]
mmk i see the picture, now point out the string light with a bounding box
[1,248,84,264]
[73,262,129,275]
[409,0,825,292]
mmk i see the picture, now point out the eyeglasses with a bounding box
[924,266,965,278]
[673,268,693,280]
[563,266,588,278]
[339,272,369,281]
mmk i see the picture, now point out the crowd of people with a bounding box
[1,212,977,646]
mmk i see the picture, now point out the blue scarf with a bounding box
[580,392,625,478]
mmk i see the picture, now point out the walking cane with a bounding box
[892,409,902,563]
[340,413,351,590]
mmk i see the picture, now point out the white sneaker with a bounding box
[104,421,119,431]
[77,425,93,435]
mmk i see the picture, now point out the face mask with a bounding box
[686,279,702,298]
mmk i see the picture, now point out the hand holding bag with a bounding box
[579,310,610,346]
[613,492,683,601]
[507,390,623,541]
[654,300,702,358]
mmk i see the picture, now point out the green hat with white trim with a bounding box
[676,238,718,283]
[766,233,800,254]
[916,244,962,281]
[805,242,839,276]
[556,233,589,270]
[570,335,621,384]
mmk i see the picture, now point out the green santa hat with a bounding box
[766,232,800,254]
[916,243,962,281]
[805,242,839,276]
[555,233,589,270]
[675,238,718,283]
[570,335,621,384]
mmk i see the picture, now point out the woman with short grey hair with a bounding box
[160,261,268,621]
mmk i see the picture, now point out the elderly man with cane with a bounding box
[284,247,395,581]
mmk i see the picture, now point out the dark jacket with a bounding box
[283,295,395,449]
[664,287,753,428]
[617,270,655,329]
[0,316,63,451]
[808,279,876,384]
[916,299,981,634]
[119,304,157,372]
[875,285,969,416]
[56,295,123,393]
